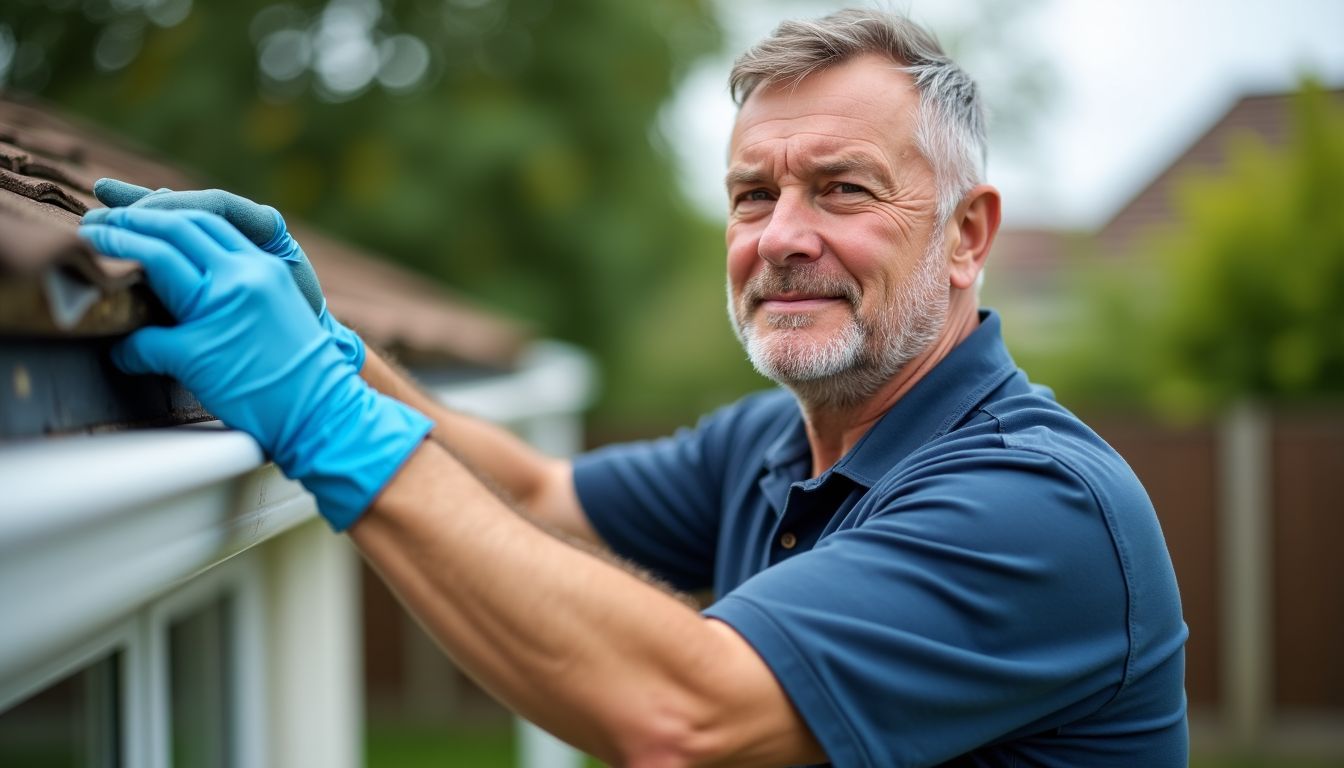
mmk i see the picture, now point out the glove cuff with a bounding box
[264,338,431,531]
[288,385,434,531]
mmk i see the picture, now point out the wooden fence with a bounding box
[1092,403,1344,753]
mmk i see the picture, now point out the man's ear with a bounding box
[946,184,1001,291]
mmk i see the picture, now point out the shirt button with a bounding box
[779,532,798,550]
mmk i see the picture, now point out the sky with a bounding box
[662,0,1344,230]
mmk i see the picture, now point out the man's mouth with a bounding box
[739,264,860,320]
[757,293,847,313]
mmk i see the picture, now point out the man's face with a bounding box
[725,54,949,406]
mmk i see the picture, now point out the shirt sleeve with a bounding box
[573,392,790,591]
[703,446,1133,768]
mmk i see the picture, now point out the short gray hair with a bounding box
[730,8,987,225]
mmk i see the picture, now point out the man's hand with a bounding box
[80,208,431,530]
[88,178,365,371]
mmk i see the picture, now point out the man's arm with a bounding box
[358,348,599,545]
[353,439,827,767]
[80,208,825,766]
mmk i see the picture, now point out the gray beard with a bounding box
[727,233,949,410]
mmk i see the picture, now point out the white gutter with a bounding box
[0,424,313,691]
[0,424,267,540]
[0,339,595,701]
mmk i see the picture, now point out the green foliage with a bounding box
[366,722,517,768]
[599,214,772,434]
[1046,82,1344,417]
[1152,83,1344,410]
[1014,259,1159,410]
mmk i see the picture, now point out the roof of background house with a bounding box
[988,86,1344,292]
[1094,88,1344,255]
[0,93,528,437]
[985,227,1087,277]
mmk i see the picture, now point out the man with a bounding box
[80,9,1187,767]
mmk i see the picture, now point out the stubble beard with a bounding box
[728,233,949,410]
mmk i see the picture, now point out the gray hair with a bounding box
[730,8,987,225]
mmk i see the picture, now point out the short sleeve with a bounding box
[573,391,793,591]
[703,447,1133,767]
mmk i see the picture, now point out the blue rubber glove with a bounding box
[79,208,431,531]
[88,178,366,372]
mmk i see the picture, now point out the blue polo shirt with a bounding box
[573,311,1187,767]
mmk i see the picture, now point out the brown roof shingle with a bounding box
[1095,88,1344,255]
[0,93,529,436]
[0,92,527,368]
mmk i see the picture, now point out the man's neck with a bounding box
[799,297,981,478]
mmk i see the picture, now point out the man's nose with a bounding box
[757,191,822,266]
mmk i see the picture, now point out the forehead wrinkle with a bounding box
[728,131,897,189]
[799,152,892,186]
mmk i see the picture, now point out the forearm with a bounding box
[359,347,597,543]
[350,441,822,767]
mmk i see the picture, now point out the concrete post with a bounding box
[1219,400,1272,747]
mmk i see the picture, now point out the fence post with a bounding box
[1219,400,1272,747]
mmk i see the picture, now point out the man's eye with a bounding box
[736,189,773,205]
[835,182,867,195]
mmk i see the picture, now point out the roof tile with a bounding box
[0,93,529,436]
[0,94,527,369]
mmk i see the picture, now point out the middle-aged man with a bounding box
[79,8,1188,767]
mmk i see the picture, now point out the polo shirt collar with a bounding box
[762,309,1019,488]
[762,410,810,471]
